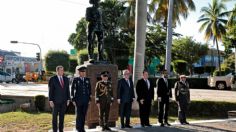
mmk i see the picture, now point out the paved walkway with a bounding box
[49,118,236,132]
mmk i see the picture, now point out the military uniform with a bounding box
[95,71,114,130]
[71,66,91,132]
[174,80,190,124]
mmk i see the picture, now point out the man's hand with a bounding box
[140,99,144,104]
[72,101,76,106]
[96,103,100,108]
[49,101,54,108]
[117,99,120,104]
[158,97,161,102]
[169,98,173,103]
[133,98,136,102]
[67,100,70,106]
[110,103,112,106]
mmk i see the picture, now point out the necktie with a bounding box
[60,77,64,88]
[126,79,130,87]
[145,79,149,89]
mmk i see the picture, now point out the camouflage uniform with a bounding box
[95,80,114,128]
[174,81,190,124]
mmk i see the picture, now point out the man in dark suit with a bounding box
[157,69,172,127]
[136,70,154,127]
[71,66,92,132]
[117,69,135,128]
[48,65,70,132]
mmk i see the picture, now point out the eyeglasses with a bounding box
[103,75,108,77]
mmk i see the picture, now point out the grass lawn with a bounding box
[0,111,215,131]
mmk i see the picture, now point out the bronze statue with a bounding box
[86,0,104,61]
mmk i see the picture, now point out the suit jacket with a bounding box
[71,77,91,105]
[117,78,135,103]
[136,78,154,102]
[157,77,172,102]
[48,75,70,104]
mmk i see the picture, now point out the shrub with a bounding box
[34,95,46,112]
[151,100,236,118]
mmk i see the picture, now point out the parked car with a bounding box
[0,71,17,83]
[208,73,233,90]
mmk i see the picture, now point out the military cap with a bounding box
[101,71,109,76]
[77,66,87,72]
[179,74,186,78]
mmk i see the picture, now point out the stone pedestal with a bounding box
[84,62,119,128]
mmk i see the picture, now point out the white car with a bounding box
[208,73,233,90]
[0,71,16,83]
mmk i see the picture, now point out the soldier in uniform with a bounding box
[95,71,114,131]
[71,66,92,132]
[174,75,190,125]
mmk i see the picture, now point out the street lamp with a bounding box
[10,41,42,72]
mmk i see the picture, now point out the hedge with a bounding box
[149,77,209,89]
[152,100,236,118]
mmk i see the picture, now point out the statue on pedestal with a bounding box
[86,0,104,61]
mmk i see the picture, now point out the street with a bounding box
[1,83,236,102]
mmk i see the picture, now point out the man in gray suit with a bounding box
[117,69,135,128]
[48,65,70,132]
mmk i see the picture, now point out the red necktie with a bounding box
[60,77,64,88]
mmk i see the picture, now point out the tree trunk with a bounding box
[215,39,221,75]
[133,0,147,85]
[165,0,174,74]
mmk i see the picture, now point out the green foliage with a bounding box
[172,36,208,75]
[145,25,166,67]
[204,66,216,74]
[221,53,235,71]
[152,100,236,118]
[68,18,88,51]
[213,67,231,76]
[34,95,46,112]
[173,60,188,75]
[104,36,129,70]
[198,0,228,74]
[149,0,196,28]
[69,59,78,73]
[78,48,98,65]
[194,67,204,75]
[223,24,236,58]
[45,50,69,72]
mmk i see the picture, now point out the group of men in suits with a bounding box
[48,66,190,132]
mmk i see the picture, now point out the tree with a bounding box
[68,18,88,51]
[45,50,69,71]
[197,0,228,75]
[172,37,208,75]
[149,0,196,28]
[149,0,195,73]
[145,25,166,67]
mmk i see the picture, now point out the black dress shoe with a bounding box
[141,124,145,127]
[184,121,190,124]
[125,125,133,128]
[146,124,152,127]
[102,127,106,131]
[105,126,111,131]
[121,125,125,129]
[160,123,165,127]
[164,122,171,126]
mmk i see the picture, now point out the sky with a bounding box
[0,0,235,58]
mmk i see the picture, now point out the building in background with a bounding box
[0,49,39,75]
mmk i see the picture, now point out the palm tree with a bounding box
[149,0,196,28]
[149,0,195,73]
[197,0,228,75]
